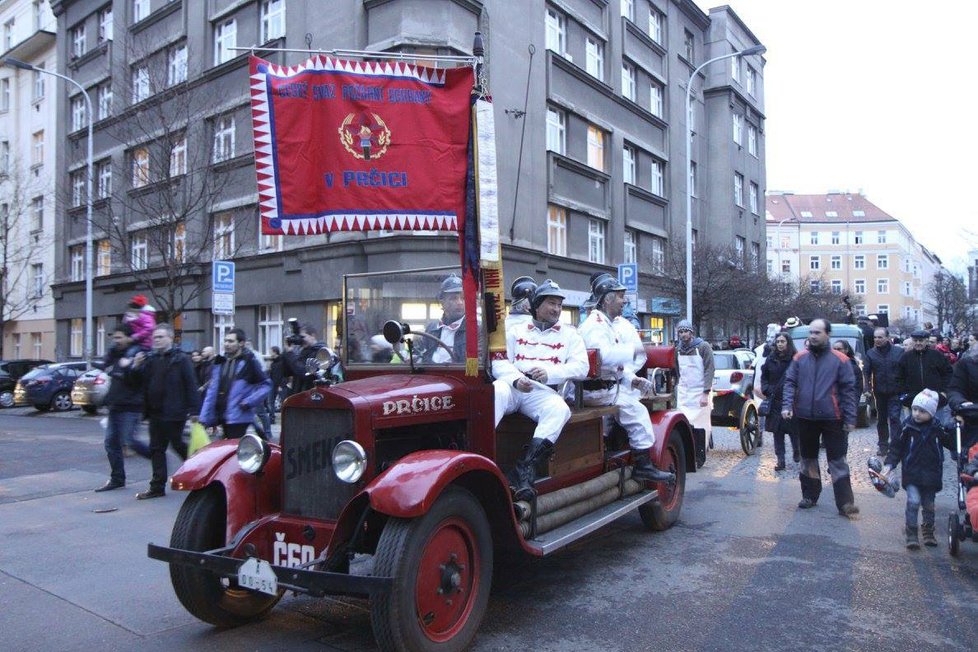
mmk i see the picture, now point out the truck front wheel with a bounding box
[371,486,493,652]
[639,428,687,531]
[169,486,282,627]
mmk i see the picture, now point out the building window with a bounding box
[781,259,791,274]
[733,113,743,145]
[767,259,773,274]
[99,7,113,42]
[746,66,756,95]
[96,159,112,199]
[649,80,663,118]
[545,8,565,55]
[168,45,188,85]
[648,8,663,44]
[749,182,759,214]
[800,210,812,218]
[585,37,604,81]
[734,236,745,268]
[750,242,760,271]
[809,279,820,293]
[12,333,20,359]
[97,240,112,276]
[169,136,187,177]
[621,61,635,101]
[131,66,149,103]
[683,30,694,61]
[877,229,887,244]
[258,304,283,356]
[809,255,820,271]
[31,196,43,231]
[624,229,636,264]
[730,56,740,83]
[830,255,841,270]
[214,211,235,259]
[825,210,838,218]
[97,82,113,120]
[0,140,8,173]
[588,219,605,264]
[70,96,86,132]
[31,263,44,297]
[70,23,87,59]
[31,332,41,359]
[214,19,237,66]
[213,314,235,350]
[171,223,186,263]
[621,0,634,20]
[547,205,567,256]
[260,0,286,43]
[689,161,697,197]
[734,173,743,206]
[854,230,863,244]
[622,145,636,185]
[131,233,148,270]
[854,254,865,269]
[877,279,888,294]
[32,65,45,101]
[651,159,664,196]
[0,78,9,112]
[854,279,865,294]
[877,304,889,315]
[70,318,83,357]
[3,19,13,51]
[96,317,107,357]
[70,170,86,207]
[212,115,236,163]
[261,229,283,252]
[830,231,840,245]
[132,147,149,187]
[809,231,818,246]
[747,124,757,157]
[831,280,842,294]
[586,125,604,171]
[31,131,44,167]
[651,236,665,274]
[546,107,565,154]
[70,246,85,281]
[853,210,865,217]
[133,0,149,22]
[877,254,888,269]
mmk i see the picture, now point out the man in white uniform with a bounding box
[492,280,588,500]
[580,274,675,483]
[675,319,715,465]
[506,276,537,330]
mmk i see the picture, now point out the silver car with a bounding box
[71,369,111,415]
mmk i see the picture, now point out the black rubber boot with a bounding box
[774,456,786,471]
[512,438,554,502]
[693,428,706,467]
[906,526,920,550]
[631,449,676,484]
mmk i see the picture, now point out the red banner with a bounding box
[249,55,474,235]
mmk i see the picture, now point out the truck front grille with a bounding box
[281,408,357,521]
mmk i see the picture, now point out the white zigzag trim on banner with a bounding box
[260,55,446,86]
[277,213,458,235]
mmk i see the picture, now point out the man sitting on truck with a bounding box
[579,273,675,484]
[492,280,589,500]
[420,274,468,364]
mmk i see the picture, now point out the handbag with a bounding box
[188,421,211,456]
[758,399,771,417]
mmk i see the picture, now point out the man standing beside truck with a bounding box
[675,319,715,464]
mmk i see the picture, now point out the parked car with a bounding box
[788,323,873,427]
[0,359,53,408]
[711,348,760,455]
[14,362,89,412]
[71,369,111,415]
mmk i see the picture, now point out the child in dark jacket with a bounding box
[882,389,953,549]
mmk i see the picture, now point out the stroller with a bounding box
[947,404,978,556]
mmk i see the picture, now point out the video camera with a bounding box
[286,318,304,346]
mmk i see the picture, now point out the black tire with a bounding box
[0,390,13,408]
[51,390,72,412]
[371,486,493,652]
[169,486,282,627]
[740,404,758,456]
[948,512,961,557]
[82,405,98,415]
[639,428,687,531]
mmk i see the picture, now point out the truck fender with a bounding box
[650,410,696,472]
[169,439,283,541]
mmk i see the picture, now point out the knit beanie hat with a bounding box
[128,294,147,310]
[911,389,939,417]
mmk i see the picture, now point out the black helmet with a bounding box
[591,273,626,308]
[530,279,567,313]
[439,274,463,297]
[510,276,537,302]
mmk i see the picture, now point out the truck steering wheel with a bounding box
[408,331,458,362]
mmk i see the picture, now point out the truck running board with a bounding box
[525,488,658,555]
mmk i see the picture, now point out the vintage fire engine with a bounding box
[148,42,696,652]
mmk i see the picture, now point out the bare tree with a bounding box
[663,240,752,334]
[0,165,55,358]
[925,271,969,334]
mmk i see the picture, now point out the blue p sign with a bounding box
[618,263,638,293]
[213,261,235,293]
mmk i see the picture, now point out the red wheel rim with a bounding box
[414,516,481,642]
[657,444,682,509]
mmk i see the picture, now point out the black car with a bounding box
[14,362,88,412]
[0,359,53,408]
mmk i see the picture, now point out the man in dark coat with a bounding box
[896,329,952,407]
[863,326,904,457]
[131,323,200,500]
[420,274,467,364]
[948,347,978,451]
[284,324,327,394]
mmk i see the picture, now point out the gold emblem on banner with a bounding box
[339,112,391,161]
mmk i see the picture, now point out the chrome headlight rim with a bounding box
[332,440,367,484]
[237,433,271,474]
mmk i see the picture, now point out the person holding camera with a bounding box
[284,322,327,394]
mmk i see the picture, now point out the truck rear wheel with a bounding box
[639,429,686,531]
[371,486,492,652]
[169,486,282,627]
[740,404,758,456]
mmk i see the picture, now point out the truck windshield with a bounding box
[343,267,484,366]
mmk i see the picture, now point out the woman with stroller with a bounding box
[761,332,799,471]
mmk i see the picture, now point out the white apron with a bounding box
[677,349,712,431]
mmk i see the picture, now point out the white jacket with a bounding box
[492,320,588,387]
[579,309,645,386]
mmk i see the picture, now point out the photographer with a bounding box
[284,321,328,395]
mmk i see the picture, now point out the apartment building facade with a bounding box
[766,192,940,331]
[48,0,765,354]
[0,0,58,359]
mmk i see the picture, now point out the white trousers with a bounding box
[583,385,654,449]
[494,380,570,443]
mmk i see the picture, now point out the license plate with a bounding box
[237,558,278,595]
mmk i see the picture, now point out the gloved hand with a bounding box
[632,377,654,396]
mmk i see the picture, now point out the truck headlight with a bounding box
[332,440,366,483]
[237,433,270,474]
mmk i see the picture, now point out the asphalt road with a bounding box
[0,408,975,651]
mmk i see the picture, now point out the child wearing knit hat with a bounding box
[881,389,953,550]
[123,294,156,349]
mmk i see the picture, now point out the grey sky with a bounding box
[700,1,978,273]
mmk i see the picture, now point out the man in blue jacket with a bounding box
[201,328,272,440]
[782,318,859,517]
[863,326,904,457]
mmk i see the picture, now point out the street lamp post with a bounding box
[3,57,94,364]
[684,44,766,326]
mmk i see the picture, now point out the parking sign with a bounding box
[212,261,235,293]
[618,263,638,293]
